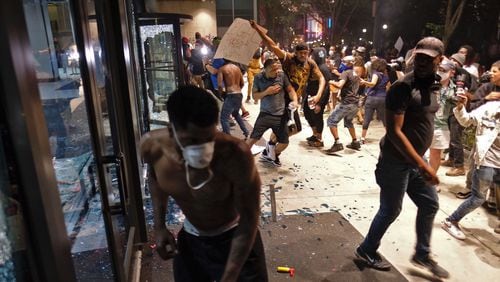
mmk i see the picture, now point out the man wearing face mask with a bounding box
[140,86,268,282]
[355,37,450,279]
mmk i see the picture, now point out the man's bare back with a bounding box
[218,62,244,94]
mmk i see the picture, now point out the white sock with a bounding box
[267,142,276,160]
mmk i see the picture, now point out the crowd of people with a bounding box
[141,20,499,281]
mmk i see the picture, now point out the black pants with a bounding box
[173,228,268,282]
[303,98,326,134]
[448,115,464,167]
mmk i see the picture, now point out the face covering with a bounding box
[328,50,334,56]
[437,70,450,82]
[171,123,215,190]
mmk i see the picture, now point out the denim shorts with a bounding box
[326,103,359,128]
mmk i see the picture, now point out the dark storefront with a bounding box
[0,0,188,280]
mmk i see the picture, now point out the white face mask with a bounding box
[437,70,450,82]
[328,50,334,56]
[171,123,215,189]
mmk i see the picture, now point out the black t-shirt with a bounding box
[189,49,205,75]
[454,67,479,92]
[380,72,440,162]
[339,69,360,105]
[470,82,500,111]
[306,63,331,107]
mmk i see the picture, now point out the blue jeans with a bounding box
[360,155,439,257]
[449,166,500,222]
[363,96,386,129]
[220,94,248,136]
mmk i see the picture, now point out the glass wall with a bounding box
[22,0,114,280]
[0,127,30,282]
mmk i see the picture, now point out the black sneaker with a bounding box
[306,135,318,142]
[325,143,343,154]
[308,140,324,147]
[346,140,361,150]
[354,246,391,271]
[411,254,449,279]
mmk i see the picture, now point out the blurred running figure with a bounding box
[218,60,250,139]
[355,37,449,279]
[359,58,390,144]
[246,48,263,103]
[304,47,332,147]
[325,57,363,154]
[250,20,325,156]
[247,59,298,167]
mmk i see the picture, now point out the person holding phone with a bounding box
[442,60,500,239]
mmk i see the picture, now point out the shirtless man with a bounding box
[140,86,267,281]
[218,60,250,138]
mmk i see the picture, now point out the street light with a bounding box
[382,24,388,30]
[362,28,367,33]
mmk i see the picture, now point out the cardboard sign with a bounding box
[394,36,404,53]
[214,18,267,65]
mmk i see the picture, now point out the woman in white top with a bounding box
[458,45,479,77]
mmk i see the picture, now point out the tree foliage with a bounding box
[259,0,370,45]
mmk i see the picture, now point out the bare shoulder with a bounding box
[214,133,254,170]
[139,129,170,163]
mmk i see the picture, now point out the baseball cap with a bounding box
[295,42,309,51]
[450,53,465,66]
[342,55,354,63]
[439,58,455,71]
[414,37,444,58]
[356,46,366,53]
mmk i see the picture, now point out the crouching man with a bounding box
[140,85,268,281]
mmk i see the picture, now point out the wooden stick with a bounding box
[269,184,277,222]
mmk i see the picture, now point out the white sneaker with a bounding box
[441,219,466,240]
[266,142,276,160]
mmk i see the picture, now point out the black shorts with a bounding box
[250,112,289,144]
[173,228,268,282]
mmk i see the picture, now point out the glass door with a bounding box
[139,23,178,127]
[134,14,189,130]
[21,0,119,280]
[20,0,146,280]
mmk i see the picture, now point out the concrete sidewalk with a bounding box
[242,99,500,281]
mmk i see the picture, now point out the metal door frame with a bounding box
[0,0,76,280]
[71,0,148,280]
